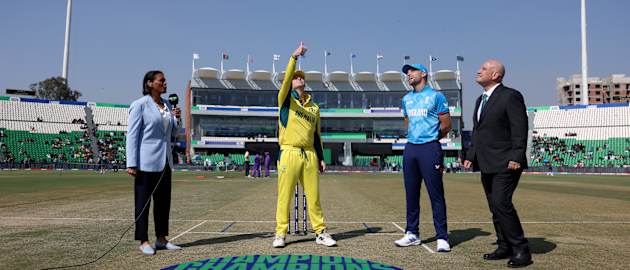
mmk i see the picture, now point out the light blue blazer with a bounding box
[126,95,179,172]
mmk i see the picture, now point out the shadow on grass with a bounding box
[179,232,274,248]
[178,226,386,248]
[529,237,556,254]
[423,228,492,247]
[450,228,492,247]
[285,227,384,245]
[488,236,557,255]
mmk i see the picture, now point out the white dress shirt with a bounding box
[477,83,501,120]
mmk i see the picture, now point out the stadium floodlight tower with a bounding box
[580,0,589,105]
[61,0,72,84]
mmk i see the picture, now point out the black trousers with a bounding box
[134,164,172,241]
[481,169,529,254]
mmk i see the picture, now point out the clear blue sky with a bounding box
[1,0,629,128]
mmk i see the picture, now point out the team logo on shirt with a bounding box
[295,109,316,123]
[434,163,444,172]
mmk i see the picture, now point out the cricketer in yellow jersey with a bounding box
[272,42,336,248]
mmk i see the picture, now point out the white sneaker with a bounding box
[272,235,285,248]
[155,240,182,250]
[395,232,421,247]
[138,244,155,255]
[436,239,451,252]
[315,230,337,247]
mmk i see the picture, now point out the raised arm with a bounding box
[278,42,308,103]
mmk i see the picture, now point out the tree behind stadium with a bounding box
[30,76,82,101]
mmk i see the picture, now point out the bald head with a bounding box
[476,59,506,88]
[486,60,505,80]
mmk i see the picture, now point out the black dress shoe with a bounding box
[507,252,533,268]
[483,250,511,260]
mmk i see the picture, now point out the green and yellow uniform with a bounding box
[275,57,327,236]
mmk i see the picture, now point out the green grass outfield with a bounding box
[1,170,629,269]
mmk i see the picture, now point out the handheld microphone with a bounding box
[168,94,179,108]
[168,94,181,124]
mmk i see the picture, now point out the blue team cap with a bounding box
[402,64,428,74]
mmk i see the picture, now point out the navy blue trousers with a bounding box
[134,164,172,241]
[403,141,448,240]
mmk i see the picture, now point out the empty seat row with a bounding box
[0,101,85,123]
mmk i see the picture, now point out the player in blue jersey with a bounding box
[395,63,452,252]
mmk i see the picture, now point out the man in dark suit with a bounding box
[463,60,532,268]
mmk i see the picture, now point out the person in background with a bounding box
[253,153,261,177]
[244,150,251,177]
[264,152,271,177]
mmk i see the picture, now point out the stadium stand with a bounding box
[328,71,355,91]
[354,72,381,91]
[431,70,461,90]
[192,63,410,93]
[0,99,93,164]
[92,105,128,126]
[305,71,329,91]
[0,129,92,163]
[533,106,630,128]
[198,153,225,165]
[97,125,127,131]
[197,153,250,167]
[90,103,129,163]
[380,71,409,91]
[0,120,84,133]
[196,67,227,89]
[0,100,86,123]
[353,155,380,167]
[275,71,287,88]
[529,105,630,167]
[222,69,254,89]
[250,70,277,90]
[96,130,126,164]
[190,60,464,167]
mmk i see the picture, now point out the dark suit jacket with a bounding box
[466,84,528,173]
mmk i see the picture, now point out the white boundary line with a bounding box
[391,222,435,254]
[421,244,436,254]
[170,220,208,241]
[391,221,405,232]
[2,216,630,224]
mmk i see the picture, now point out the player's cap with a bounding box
[402,64,428,74]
